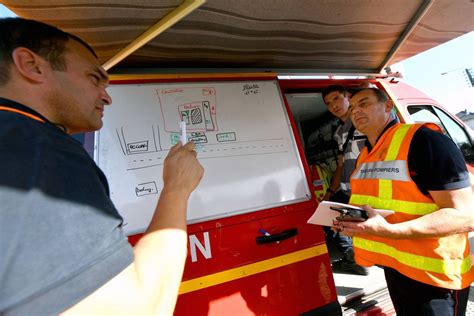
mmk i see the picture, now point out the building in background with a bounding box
[441,67,473,89]
[440,67,474,129]
[465,68,474,88]
[457,109,474,129]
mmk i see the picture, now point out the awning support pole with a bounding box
[377,0,434,73]
[102,0,206,71]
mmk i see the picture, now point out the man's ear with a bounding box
[11,47,49,83]
[385,99,394,112]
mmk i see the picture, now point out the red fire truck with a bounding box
[110,74,472,316]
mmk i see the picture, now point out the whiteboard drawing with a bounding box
[242,83,260,95]
[97,80,310,235]
[159,87,218,133]
[116,124,162,155]
[113,124,167,170]
[188,132,208,144]
[135,181,158,197]
[216,132,236,142]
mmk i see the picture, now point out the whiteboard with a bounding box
[95,80,311,235]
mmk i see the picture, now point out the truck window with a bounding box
[407,105,474,162]
[406,105,446,132]
[434,108,471,148]
[434,108,474,162]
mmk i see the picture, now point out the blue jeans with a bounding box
[323,226,353,255]
[324,191,353,258]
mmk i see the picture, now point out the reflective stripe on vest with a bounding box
[353,238,471,275]
[386,124,411,160]
[350,123,473,289]
[350,194,438,215]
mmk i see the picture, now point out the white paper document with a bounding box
[307,201,395,227]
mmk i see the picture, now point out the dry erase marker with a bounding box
[180,121,187,144]
[259,228,271,237]
[259,228,280,243]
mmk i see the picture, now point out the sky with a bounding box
[0,4,14,17]
[1,4,473,115]
[392,32,474,115]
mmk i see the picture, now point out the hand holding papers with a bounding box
[307,201,394,226]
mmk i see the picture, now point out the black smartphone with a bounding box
[330,206,368,222]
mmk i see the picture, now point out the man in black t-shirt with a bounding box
[0,18,204,315]
[336,88,473,316]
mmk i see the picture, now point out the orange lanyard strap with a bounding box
[0,106,45,123]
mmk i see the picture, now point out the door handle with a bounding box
[256,228,298,244]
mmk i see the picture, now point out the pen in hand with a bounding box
[180,121,187,144]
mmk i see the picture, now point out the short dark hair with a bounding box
[0,17,97,85]
[322,85,348,101]
[351,88,389,103]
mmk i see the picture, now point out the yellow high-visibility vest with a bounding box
[350,123,473,290]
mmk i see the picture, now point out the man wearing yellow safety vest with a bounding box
[334,88,474,315]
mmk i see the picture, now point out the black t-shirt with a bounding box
[408,126,470,194]
[366,120,470,195]
[0,98,134,316]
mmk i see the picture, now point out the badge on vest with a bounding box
[352,160,410,182]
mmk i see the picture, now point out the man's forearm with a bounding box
[390,207,474,239]
[392,187,474,239]
[146,188,189,232]
[329,163,343,192]
[132,189,190,314]
[129,142,203,314]
[63,190,191,316]
[339,188,474,240]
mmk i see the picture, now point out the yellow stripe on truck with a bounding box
[179,244,328,294]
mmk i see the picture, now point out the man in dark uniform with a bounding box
[0,17,204,315]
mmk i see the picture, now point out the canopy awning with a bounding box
[4,0,473,73]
